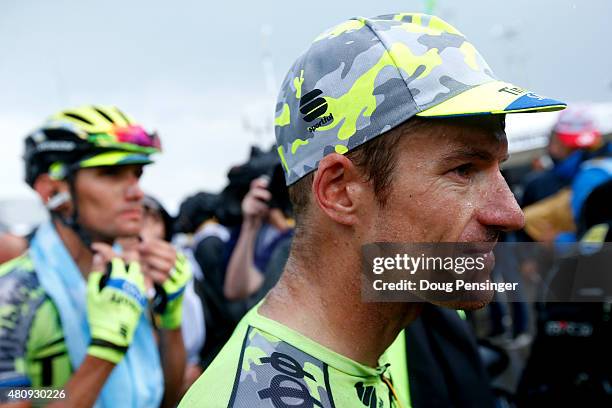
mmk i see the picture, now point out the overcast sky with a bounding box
[1,0,611,213]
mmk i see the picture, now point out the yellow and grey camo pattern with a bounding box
[274,13,496,185]
[232,327,335,407]
[230,326,394,407]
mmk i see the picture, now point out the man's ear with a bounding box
[33,174,69,208]
[312,153,369,226]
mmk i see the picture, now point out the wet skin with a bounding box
[363,116,524,245]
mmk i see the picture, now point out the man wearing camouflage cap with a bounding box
[181,13,565,407]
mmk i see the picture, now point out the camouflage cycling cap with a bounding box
[274,13,567,185]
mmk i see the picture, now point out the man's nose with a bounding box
[476,171,525,232]
[125,176,144,201]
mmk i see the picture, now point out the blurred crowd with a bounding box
[0,103,610,407]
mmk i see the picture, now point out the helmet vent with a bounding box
[93,106,115,124]
[63,112,93,125]
[113,107,130,124]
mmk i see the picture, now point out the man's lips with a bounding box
[120,208,143,219]
[460,241,498,255]
[457,242,498,281]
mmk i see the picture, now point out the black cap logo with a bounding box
[300,89,328,122]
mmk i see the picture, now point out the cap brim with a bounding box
[78,151,153,168]
[417,81,566,118]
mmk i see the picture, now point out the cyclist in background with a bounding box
[0,106,189,407]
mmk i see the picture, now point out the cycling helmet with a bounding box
[24,105,161,186]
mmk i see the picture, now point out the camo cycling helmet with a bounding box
[24,105,161,187]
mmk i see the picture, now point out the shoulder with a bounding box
[0,252,34,276]
[0,253,44,307]
[523,169,563,193]
[0,253,63,347]
[179,322,249,407]
[0,254,54,386]
[180,322,335,408]
[194,235,226,258]
[0,253,57,338]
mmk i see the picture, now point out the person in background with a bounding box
[223,174,293,302]
[0,105,189,407]
[517,109,611,405]
[513,110,605,303]
[175,191,236,369]
[521,107,611,242]
[174,191,228,286]
[140,194,204,396]
[521,106,605,209]
[184,151,294,368]
[517,181,612,407]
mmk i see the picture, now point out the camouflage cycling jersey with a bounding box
[180,304,409,408]
[0,254,71,390]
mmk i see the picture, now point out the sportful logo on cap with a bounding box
[300,89,328,122]
[300,89,335,133]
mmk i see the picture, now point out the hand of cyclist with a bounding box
[148,250,192,330]
[86,243,147,364]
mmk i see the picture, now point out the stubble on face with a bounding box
[369,116,511,244]
[73,165,145,241]
[362,116,521,310]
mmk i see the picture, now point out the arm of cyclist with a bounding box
[47,355,115,408]
[158,328,186,408]
[54,244,146,407]
[0,245,147,407]
[139,239,190,407]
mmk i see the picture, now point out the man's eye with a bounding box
[100,167,121,176]
[452,163,475,179]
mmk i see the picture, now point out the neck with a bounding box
[260,239,423,367]
[52,219,98,277]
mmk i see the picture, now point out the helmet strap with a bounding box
[50,172,94,249]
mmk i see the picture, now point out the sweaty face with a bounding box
[73,165,145,241]
[365,116,524,309]
[370,116,524,244]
